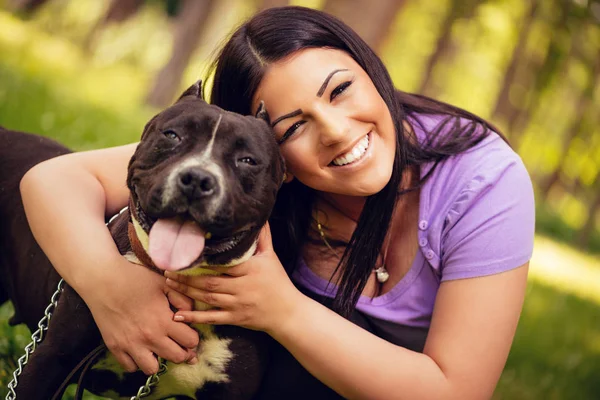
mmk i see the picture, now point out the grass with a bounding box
[0,7,599,400]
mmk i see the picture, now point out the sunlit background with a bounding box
[0,0,599,399]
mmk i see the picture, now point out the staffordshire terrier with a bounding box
[0,80,284,399]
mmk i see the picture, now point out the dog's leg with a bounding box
[14,284,103,399]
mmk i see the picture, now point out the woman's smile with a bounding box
[329,131,372,169]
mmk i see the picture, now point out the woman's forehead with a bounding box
[252,48,360,112]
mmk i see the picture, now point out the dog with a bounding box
[0,80,285,399]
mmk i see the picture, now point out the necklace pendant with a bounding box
[375,266,389,283]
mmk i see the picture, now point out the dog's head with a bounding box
[126,80,284,272]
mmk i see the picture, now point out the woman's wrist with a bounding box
[266,290,320,342]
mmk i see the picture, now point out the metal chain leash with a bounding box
[131,358,168,400]
[6,206,170,399]
[5,278,65,400]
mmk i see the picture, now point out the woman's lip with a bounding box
[328,132,373,169]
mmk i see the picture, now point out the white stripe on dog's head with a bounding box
[199,114,222,162]
[162,114,226,218]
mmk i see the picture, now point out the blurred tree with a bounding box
[417,0,481,96]
[492,0,539,127]
[257,0,290,11]
[7,0,49,15]
[145,0,217,107]
[579,178,600,247]
[505,0,572,146]
[322,0,407,52]
[540,54,600,200]
[83,0,145,52]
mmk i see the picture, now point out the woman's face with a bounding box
[252,48,396,197]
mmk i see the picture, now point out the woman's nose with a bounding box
[316,108,350,147]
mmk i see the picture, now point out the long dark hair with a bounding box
[207,6,505,317]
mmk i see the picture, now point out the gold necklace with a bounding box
[315,212,390,284]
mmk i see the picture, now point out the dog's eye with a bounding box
[238,157,256,166]
[162,130,181,142]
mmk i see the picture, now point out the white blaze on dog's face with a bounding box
[161,113,225,219]
[126,81,284,269]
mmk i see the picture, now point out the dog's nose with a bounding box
[178,168,217,199]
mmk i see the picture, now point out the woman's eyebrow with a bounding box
[271,68,349,127]
[271,109,303,127]
[316,68,349,97]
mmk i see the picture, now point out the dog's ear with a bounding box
[177,80,204,102]
[255,101,270,124]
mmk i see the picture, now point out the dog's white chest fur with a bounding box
[93,250,262,399]
[93,334,233,399]
[144,334,234,399]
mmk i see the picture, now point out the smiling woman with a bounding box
[254,49,397,197]
[18,5,534,400]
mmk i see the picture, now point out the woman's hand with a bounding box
[84,257,200,375]
[164,223,303,335]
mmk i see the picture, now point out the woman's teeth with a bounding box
[332,134,369,166]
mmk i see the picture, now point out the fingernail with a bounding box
[174,314,185,322]
[188,356,198,365]
[166,278,176,286]
[164,271,174,278]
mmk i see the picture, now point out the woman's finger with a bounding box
[166,278,236,307]
[165,287,194,311]
[174,310,235,325]
[129,349,160,375]
[167,320,200,350]
[113,351,138,373]
[151,337,194,365]
[256,222,273,253]
[165,273,237,293]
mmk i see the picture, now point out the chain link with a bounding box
[5,278,65,400]
[131,358,168,399]
[5,206,170,399]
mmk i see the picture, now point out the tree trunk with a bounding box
[417,0,480,96]
[8,0,49,14]
[258,0,290,11]
[83,0,144,52]
[322,0,407,52]
[540,54,600,199]
[578,188,600,248]
[506,0,571,146]
[492,0,539,123]
[145,0,217,108]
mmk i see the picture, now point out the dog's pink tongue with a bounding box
[149,218,205,271]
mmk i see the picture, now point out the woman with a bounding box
[20,6,534,399]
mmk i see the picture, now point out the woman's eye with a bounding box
[330,80,353,101]
[162,130,181,142]
[238,157,256,166]
[278,121,305,145]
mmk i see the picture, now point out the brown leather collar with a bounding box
[127,220,157,270]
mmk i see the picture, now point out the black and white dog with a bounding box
[0,80,285,399]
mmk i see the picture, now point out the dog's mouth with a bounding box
[132,199,254,271]
[202,228,251,255]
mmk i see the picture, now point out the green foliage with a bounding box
[495,280,600,400]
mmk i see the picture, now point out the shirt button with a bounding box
[419,238,428,247]
[419,220,429,230]
[425,250,434,260]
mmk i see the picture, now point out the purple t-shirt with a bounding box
[291,113,535,351]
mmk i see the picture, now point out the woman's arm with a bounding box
[167,225,528,399]
[272,264,528,400]
[20,144,199,374]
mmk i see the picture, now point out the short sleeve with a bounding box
[440,156,535,281]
